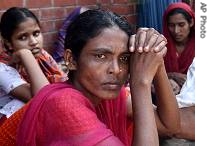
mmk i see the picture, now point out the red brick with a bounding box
[53,8,66,19]
[98,0,111,4]
[77,0,97,5]
[43,32,57,54]
[26,0,51,8]
[40,8,66,20]
[41,20,55,33]
[125,15,137,25]
[110,4,135,15]
[54,19,65,31]
[40,8,55,20]
[30,9,41,20]
[0,0,22,9]
[65,7,76,16]
[53,0,76,7]
[113,0,128,4]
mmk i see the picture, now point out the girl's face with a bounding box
[8,18,43,54]
[71,26,129,104]
[168,13,193,44]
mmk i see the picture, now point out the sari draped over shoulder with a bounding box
[17,82,128,146]
[163,2,195,74]
[96,87,129,146]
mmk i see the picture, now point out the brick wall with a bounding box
[0,0,137,54]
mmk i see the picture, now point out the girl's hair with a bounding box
[64,9,133,61]
[167,8,193,24]
[0,7,40,51]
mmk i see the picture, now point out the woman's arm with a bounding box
[153,63,181,137]
[174,106,195,140]
[130,51,162,146]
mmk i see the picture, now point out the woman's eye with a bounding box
[120,55,130,63]
[96,54,106,59]
[168,23,175,28]
[179,23,185,27]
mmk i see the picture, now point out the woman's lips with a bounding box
[102,82,121,90]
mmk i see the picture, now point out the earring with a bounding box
[65,61,70,66]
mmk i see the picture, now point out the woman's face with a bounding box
[73,26,130,103]
[8,18,43,54]
[168,13,193,44]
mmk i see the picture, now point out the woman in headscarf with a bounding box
[163,2,195,92]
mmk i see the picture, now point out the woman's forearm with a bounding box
[130,82,159,146]
[154,64,180,135]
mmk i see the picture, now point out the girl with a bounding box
[0,7,67,83]
[0,7,66,126]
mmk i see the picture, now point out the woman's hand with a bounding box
[130,52,164,87]
[129,28,167,86]
[129,28,167,56]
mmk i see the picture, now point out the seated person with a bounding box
[163,2,195,94]
[0,7,67,83]
[16,9,180,146]
[0,62,29,125]
[160,58,195,145]
[0,48,49,145]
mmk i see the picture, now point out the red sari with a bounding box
[17,82,129,146]
[163,2,195,74]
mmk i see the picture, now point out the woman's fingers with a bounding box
[129,34,136,52]
[144,34,159,52]
[135,29,147,52]
[131,27,167,54]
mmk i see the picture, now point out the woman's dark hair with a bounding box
[167,8,193,24]
[0,7,40,51]
[64,9,133,61]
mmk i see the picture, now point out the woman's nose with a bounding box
[174,26,180,33]
[108,60,121,74]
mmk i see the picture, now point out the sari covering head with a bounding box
[17,82,129,146]
[163,2,195,74]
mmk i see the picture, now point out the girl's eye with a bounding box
[33,31,40,37]
[18,35,27,41]
[96,54,106,59]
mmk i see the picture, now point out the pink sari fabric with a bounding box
[17,82,127,146]
[96,87,129,146]
[163,2,195,74]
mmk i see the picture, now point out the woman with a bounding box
[163,2,195,90]
[17,9,179,146]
